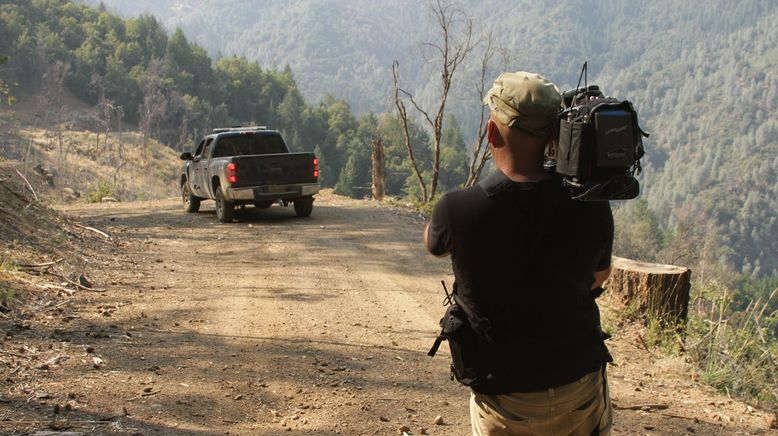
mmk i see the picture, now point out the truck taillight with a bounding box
[227,162,237,184]
[313,158,319,179]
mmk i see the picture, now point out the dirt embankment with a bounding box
[0,188,776,435]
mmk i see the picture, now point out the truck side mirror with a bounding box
[180,152,193,160]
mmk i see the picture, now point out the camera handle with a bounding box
[577,61,588,92]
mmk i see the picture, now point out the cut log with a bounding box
[605,256,692,324]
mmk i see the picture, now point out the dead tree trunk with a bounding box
[371,138,385,201]
[605,256,692,324]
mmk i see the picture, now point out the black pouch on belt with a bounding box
[428,302,488,387]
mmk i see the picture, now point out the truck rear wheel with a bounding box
[215,189,235,223]
[181,181,201,213]
[294,196,314,217]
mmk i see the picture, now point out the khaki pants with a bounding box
[470,369,611,436]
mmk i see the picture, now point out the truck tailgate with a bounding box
[230,152,317,187]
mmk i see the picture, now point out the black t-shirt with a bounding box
[427,170,614,392]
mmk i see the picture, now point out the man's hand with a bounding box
[592,265,612,290]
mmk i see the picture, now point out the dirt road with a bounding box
[54,192,470,435]
[5,191,773,435]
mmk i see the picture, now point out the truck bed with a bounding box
[229,152,318,188]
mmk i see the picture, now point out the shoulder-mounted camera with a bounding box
[545,62,649,201]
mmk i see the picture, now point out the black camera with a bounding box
[545,64,648,201]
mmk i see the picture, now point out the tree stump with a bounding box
[605,256,692,324]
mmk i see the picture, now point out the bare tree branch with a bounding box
[392,60,428,201]
[392,0,476,202]
[399,88,434,128]
[42,61,70,201]
[466,32,497,187]
[420,42,446,58]
[426,0,476,200]
[431,0,475,199]
[466,33,512,186]
[138,58,168,156]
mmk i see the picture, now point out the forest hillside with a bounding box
[75,0,778,279]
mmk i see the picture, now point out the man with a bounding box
[424,71,614,435]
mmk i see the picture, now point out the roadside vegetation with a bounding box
[611,199,778,412]
[688,283,777,409]
[635,280,778,411]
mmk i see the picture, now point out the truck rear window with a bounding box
[211,134,288,157]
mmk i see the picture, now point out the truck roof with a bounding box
[211,126,270,134]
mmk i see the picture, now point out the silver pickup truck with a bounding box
[179,127,320,222]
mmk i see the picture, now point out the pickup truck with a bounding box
[179,126,320,222]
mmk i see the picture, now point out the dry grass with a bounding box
[604,279,778,412]
[684,282,778,410]
[5,127,180,203]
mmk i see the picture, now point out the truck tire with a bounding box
[181,181,201,213]
[215,189,235,223]
[294,196,314,217]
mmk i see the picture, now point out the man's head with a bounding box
[483,71,561,150]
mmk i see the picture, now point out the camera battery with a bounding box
[594,109,634,167]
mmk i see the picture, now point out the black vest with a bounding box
[430,171,612,393]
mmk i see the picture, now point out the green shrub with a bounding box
[85,181,115,203]
[644,313,685,355]
[375,193,441,218]
[0,260,16,306]
[0,282,14,303]
[0,258,17,273]
[409,194,441,218]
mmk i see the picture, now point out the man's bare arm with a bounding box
[592,265,612,290]
[424,222,450,258]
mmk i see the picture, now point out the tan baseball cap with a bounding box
[483,71,561,137]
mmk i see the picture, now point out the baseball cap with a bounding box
[483,71,561,137]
